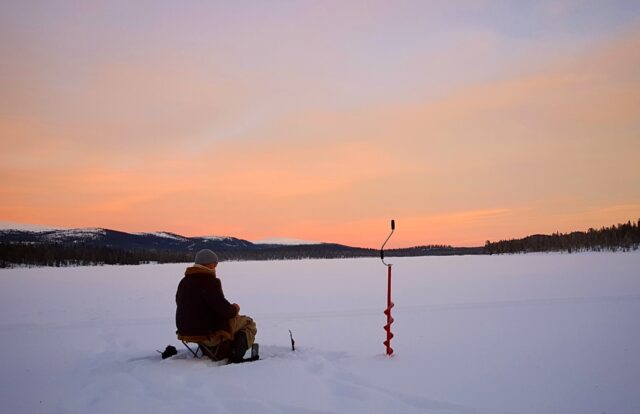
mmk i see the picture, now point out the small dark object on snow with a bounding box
[289,330,295,351]
[159,345,177,359]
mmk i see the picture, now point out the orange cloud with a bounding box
[1,24,639,246]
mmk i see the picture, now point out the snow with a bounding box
[137,232,189,241]
[1,252,639,413]
[42,228,107,242]
[0,227,107,241]
[198,235,235,241]
[253,237,324,245]
[0,221,64,232]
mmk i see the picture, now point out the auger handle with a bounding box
[381,219,395,266]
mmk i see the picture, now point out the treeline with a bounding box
[0,244,194,268]
[386,245,484,256]
[219,244,377,261]
[3,220,638,267]
[0,242,484,268]
[0,243,378,268]
[485,219,640,254]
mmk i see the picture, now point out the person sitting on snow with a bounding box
[175,249,257,362]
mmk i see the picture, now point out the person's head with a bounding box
[194,249,218,270]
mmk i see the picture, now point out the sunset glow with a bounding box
[1,1,639,247]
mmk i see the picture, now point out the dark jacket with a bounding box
[175,265,238,336]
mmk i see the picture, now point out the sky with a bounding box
[1,1,639,248]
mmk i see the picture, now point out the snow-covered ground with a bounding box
[1,252,639,414]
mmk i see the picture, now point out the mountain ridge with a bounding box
[0,226,484,267]
[0,227,260,252]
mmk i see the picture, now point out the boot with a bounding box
[229,331,249,363]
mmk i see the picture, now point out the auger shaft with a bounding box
[383,264,394,356]
[380,219,395,356]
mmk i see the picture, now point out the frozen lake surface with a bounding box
[1,252,639,413]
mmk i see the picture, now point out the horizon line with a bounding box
[2,218,637,250]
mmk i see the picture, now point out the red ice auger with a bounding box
[381,219,395,356]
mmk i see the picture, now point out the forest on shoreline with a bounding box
[484,219,640,254]
[1,219,638,268]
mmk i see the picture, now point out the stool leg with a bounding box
[181,341,200,358]
[200,344,218,360]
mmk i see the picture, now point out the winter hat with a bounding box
[194,249,218,265]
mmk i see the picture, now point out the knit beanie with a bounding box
[194,249,218,265]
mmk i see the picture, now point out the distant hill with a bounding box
[0,227,483,267]
[6,219,636,267]
[0,228,256,251]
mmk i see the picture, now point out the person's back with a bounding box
[175,249,257,362]
[176,265,237,336]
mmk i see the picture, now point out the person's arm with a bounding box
[202,278,239,319]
